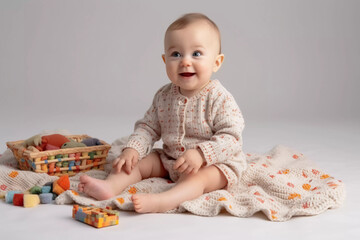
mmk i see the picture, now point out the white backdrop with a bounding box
[0,0,359,152]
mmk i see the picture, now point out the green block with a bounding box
[29,186,42,194]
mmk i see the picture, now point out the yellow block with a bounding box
[98,218,104,228]
[24,194,40,208]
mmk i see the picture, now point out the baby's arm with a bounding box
[122,87,164,164]
[197,94,244,166]
[114,108,160,174]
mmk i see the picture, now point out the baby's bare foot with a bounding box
[78,175,115,201]
[132,194,176,213]
[132,194,162,213]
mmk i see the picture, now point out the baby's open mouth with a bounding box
[179,72,196,77]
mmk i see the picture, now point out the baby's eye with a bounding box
[193,51,202,57]
[171,51,181,57]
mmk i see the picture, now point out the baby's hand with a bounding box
[173,149,205,175]
[112,148,139,174]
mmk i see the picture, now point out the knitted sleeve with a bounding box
[197,93,244,165]
[124,89,162,160]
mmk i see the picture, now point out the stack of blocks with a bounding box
[72,205,119,228]
[3,175,70,208]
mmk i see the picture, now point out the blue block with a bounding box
[41,186,51,193]
[5,190,22,203]
[75,209,87,221]
[39,193,53,204]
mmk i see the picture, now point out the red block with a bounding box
[13,194,24,206]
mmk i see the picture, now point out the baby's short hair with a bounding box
[165,13,222,53]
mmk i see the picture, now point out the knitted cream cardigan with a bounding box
[124,80,247,184]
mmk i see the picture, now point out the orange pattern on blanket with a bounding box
[128,187,137,195]
[321,174,330,179]
[117,198,125,204]
[288,193,301,200]
[8,171,18,178]
[302,184,311,191]
[218,197,227,201]
[278,169,290,174]
[270,209,278,219]
[72,190,79,196]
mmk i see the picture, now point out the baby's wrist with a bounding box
[196,148,206,164]
[122,147,139,156]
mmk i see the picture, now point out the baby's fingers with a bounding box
[177,163,189,173]
[184,166,194,175]
[125,159,133,174]
[173,157,185,170]
[113,158,125,173]
[131,157,138,171]
[112,157,120,167]
[191,168,199,174]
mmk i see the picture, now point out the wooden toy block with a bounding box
[72,205,119,228]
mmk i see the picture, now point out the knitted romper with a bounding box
[124,80,246,189]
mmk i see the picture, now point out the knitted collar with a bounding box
[171,79,219,100]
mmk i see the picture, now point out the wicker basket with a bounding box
[6,135,111,176]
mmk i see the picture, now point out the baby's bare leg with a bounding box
[78,152,167,200]
[132,165,227,213]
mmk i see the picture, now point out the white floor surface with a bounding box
[0,118,359,240]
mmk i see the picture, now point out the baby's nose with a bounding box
[180,57,191,67]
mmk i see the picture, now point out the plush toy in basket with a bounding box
[6,134,111,176]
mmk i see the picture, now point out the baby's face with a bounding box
[163,21,224,97]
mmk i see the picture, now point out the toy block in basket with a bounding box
[6,134,111,176]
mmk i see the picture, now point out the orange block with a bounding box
[52,175,70,195]
[57,175,70,190]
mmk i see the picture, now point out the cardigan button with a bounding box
[180,147,185,152]
[178,99,188,105]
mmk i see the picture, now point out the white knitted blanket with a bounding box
[0,137,345,221]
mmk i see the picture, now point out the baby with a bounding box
[78,13,246,213]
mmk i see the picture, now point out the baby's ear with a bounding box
[162,54,166,63]
[213,54,224,72]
